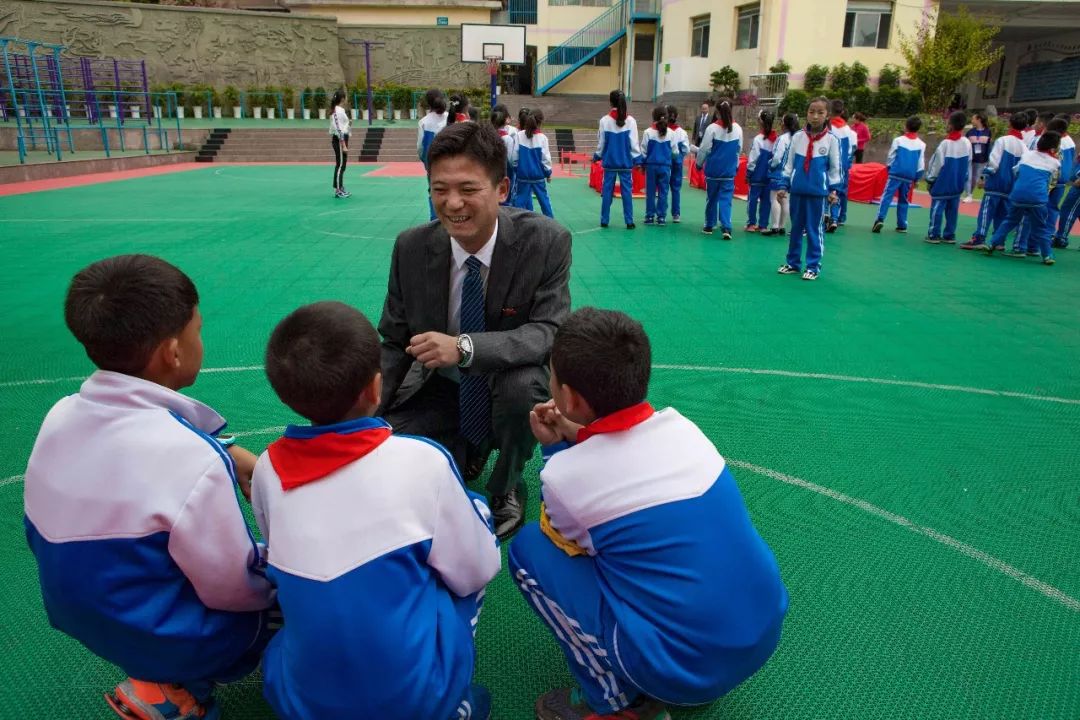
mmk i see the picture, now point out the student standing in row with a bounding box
[418,89,448,219]
[745,110,777,233]
[924,111,972,244]
[695,98,742,239]
[666,104,689,223]
[512,109,554,218]
[762,112,798,236]
[960,113,1027,251]
[872,116,925,235]
[642,106,676,225]
[595,90,641,229]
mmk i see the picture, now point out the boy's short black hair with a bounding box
[947,111,966,131]
[1047,118,1068,135]
[1036,131,1061,153]
[551,307,651,419]
[1024,108,1038,125]
[1038,111,1055,126]
[1009,113,1027,131]
[265,302,381,425]
[64,254,198,375]
[905,115,922,133]
[427,121,507,186]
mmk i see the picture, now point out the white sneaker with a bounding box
[777,264,800,275]
[801,269,819,281]
[962,195,974,203]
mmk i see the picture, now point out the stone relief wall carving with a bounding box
[338,27,486,88]
[4,0,344,88]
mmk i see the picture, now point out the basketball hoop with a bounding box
[485,55,501,78]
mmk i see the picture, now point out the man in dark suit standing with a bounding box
[693,100,713,146]
[378,121,572,540]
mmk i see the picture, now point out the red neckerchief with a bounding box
[669,123,681,130]
[456,113,469,122]
[946,131,962,141]
[498,128,509,136]
[268,422,392,491]
[904,132,919,140]
[762,130,778,143]
[577,402,655,444]
[609,109,620,119]
[713,118,730,129]
[804,125,829,171]
[830,117,847,128]
[1040,149,1058,159]
[1008,129,1023,139]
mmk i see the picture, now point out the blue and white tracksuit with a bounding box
[252,417,501,720]
[925,134,972,240]
[668,124,689,219]
[828,120,858,224]
[642,125,676,222]
[512,130,554,218]
[509,404,787,714]
[596,112,642,225]
[974,132,1027,244]
[767,132,794,230]
[1027,134,1073,247]
[746,132,776,229]
[499,128,517,207]
[696,121,743,232]
[875,133,926,229]
[779,127,843,273]
[1053,151,1080,247]
[419,111,448,220]
[24,371,276,686]
[989,150,1060,259]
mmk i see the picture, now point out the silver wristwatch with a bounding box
[456,334,474,368]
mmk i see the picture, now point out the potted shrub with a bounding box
[211,87,222,119]
[190,85,206,119]
[301,87,313,120]
[222,86,240,119]
[264,85,278,119]
[315,86,327,120]
[247,86,262,119]
[349,87,359,120]
[392,84,411,121]
[282,86,295,119]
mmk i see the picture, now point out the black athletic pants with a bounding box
[332,134,349,190]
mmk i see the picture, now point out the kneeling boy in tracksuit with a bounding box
[512,307,788,720]
[252,302,501,720]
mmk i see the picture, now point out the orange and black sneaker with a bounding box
[535,687,670,720]
[105,679,220,720]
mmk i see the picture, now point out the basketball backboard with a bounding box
[461,24,527,65]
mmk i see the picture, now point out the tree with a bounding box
[803,64,829,93]
[898,5,1003,113]
[709,66,740,97]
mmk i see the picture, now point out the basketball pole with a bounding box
[486,57,499,111]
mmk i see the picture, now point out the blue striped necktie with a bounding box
[459,256,490,446]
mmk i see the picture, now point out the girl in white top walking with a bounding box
[329,89,351,198]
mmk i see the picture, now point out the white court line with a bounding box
[573,227,604,236]
[0,474,23,488]
[653,364,1080,406]
[729,460,1080,613]
[316,230,386,240]
[0,218,198,223]
[6,363,1080,407]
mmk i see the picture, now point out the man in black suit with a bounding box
[378,122,572,539]
[693,100,713,146]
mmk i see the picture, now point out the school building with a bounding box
[282,0,1079,109]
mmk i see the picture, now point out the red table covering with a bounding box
[688,156,749,197]
[589,162,646,197]
[848,162,914,204]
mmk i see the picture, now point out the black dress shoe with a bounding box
[463,446,492,482]
[490,489,525,541]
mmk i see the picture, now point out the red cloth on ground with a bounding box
[689,156,749,196]
[589,162,646,195]
[848,162,915,203]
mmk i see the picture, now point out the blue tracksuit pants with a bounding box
[645,164,671,221]
[1017,185,1064,251]
[746,184,770,228]
[601,169,634,225]
[876,177,913,229]
[828,175,850,224]
[973,193,1009,243]
[1054,185,1080,245]
[705,177,735,231]
[787,194,827,272]
[990,204,1053,258]
[515,179,554,218]
[669,159,683,218]
[928,195,961,240]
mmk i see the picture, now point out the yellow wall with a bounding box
[658,0,937,95]
[307,4,492,25]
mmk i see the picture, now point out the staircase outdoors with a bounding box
[196,127,417,163]
[534,0,659,96]
[195,128,229,163]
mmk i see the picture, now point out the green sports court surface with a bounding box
[1,165,1078,719]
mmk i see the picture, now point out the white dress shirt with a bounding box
[447,220,497,336]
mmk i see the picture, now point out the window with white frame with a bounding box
[843,1,892,48]
[691,15,710,57]
[736,4,760,50]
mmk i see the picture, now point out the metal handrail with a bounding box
[535,0,630,94]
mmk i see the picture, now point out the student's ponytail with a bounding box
[652,105,667,137]
[759,109,774,136]
[782,112,799,136]
[447,93,465,125]
[523,109,538,139]
[665,104,679,126]
[491,108,508,130]
[609,89,627,127]
[330,89,345,111]
[715,98,733,129]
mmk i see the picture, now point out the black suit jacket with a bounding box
[694,113,711,145]
[378,207,572,412]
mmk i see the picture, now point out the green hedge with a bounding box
[779,87,922,118]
